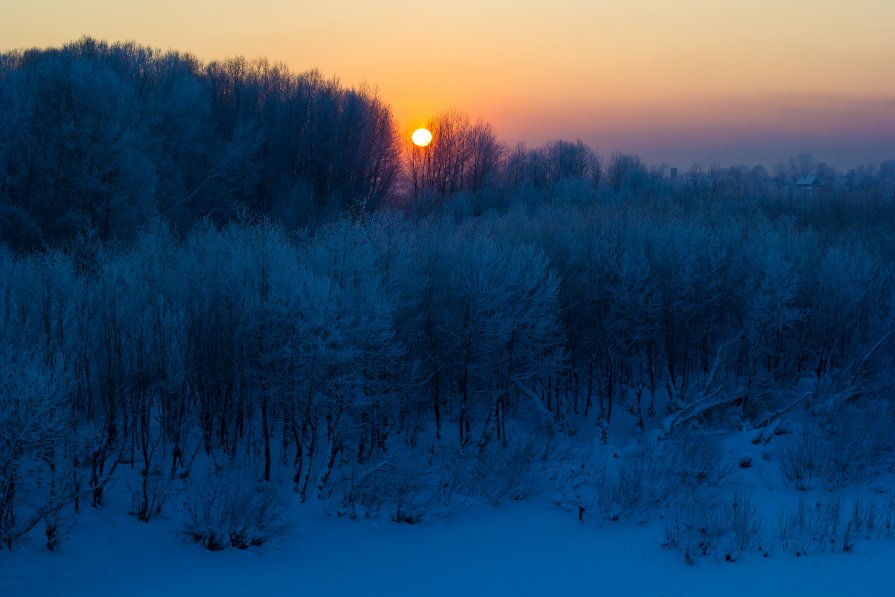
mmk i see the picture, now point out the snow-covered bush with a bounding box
[844,494,895,543]
[181,473,291,550]
[594,448,680,522]
[663,489,764,565]
[127,456,173,523]
[781,400,895,490]
[339,432,552,523]
[338,458,428,523]
[445,434,552,506]
[593,436,728,522]
[778,494,895,556]
[777,496,846,555]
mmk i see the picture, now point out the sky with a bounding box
[3,0,894,169]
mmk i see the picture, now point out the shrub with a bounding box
[663,489,764,565]
[440,433,552,508]
[181,473,291,550]
[128,464,172,523]
[778,493,895,556]
[339,458,428,523]
[781,400,895,490]
[593,436,727,522]
[595,449,679,521]
[777,496,845,555]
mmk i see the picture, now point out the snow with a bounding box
[3,490,894,596]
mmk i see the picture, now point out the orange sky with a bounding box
[4,0,894,168]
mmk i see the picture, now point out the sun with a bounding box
[411,128,433,147]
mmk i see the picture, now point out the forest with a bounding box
[2,39,895,564]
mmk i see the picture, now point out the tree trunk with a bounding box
[260,385,271,482]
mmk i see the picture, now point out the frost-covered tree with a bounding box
[408,110,502,203]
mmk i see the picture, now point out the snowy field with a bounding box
[3,443,894,597]
[2,498,893,596]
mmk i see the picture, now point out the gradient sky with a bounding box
[4,0,894,168]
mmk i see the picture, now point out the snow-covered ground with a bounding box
[3,483,894,597]
[3,415,893,596]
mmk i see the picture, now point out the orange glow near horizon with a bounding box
[4,0,895,167]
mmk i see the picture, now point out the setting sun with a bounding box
[411,128,433,147]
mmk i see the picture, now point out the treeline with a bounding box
[0,38,400,249]
[5,39,894,254]
[3,187,895,546]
